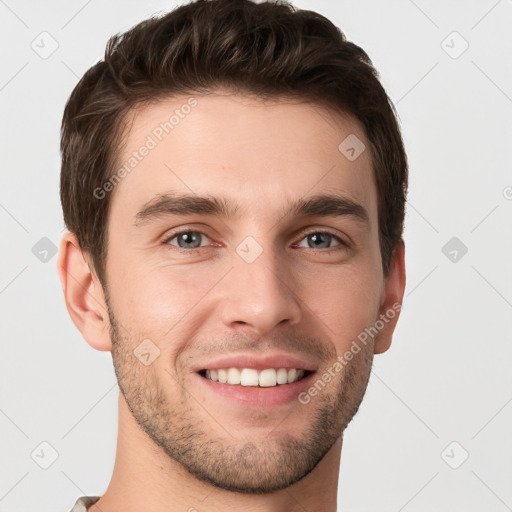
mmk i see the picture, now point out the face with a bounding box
[103,91,388,493]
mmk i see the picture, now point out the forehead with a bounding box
[111,92,377,225]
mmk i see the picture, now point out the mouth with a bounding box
[191,352,318,407]
[198,367,313,387]
[195,366,316,408]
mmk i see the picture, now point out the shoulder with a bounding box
[69,496,101,512]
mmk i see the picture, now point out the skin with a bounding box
[58,90,406,512]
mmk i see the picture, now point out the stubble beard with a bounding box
[107,301,375,494]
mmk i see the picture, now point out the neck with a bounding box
[90,393,342,512]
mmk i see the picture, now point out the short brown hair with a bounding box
[60,0,408,287]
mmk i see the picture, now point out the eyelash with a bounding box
[162,228,348,251]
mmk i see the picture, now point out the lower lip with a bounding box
[195,372,315,407]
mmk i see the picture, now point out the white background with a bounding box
[1,1,511,511]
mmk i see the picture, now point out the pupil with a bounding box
[309,233,330,249]
[180,232,200,248]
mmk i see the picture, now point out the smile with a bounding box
[199,367,311,387]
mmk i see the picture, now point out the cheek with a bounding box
[109,257,225,333]
[296,262,380,347]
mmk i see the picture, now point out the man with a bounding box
[58,0,407,510]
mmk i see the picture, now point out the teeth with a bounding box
[276,368,288,385]
[259,369,276,387]
[227,368,240,384]
[241,368,259,386]
[203,367,307,387]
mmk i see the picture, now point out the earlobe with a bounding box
[373,239,406,355]
[57,230,112,352]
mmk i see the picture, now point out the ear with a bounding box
[373,239,406,354]
[57,230,112,351]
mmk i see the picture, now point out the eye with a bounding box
[165,230,212,249]
[163,229,346,251]
[296,231,344,250]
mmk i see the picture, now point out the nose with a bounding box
[219,244,303,337]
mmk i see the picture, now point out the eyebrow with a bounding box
[134,192,370,228]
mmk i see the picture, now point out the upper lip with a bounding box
[192,352,317,373]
